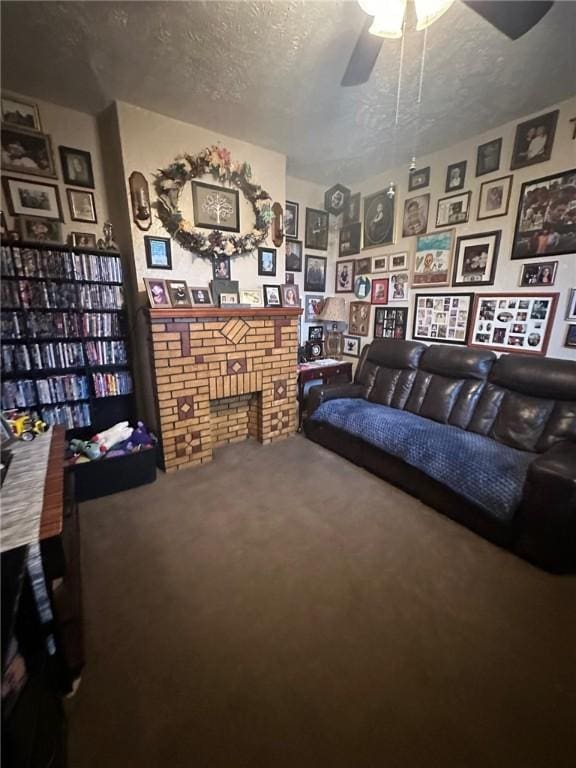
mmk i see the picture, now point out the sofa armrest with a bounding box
[514,440,576,573]
[307,383,365,417]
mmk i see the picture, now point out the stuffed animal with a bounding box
[105,422,156,458]
[69,438,101,461]
[91,421,133,454]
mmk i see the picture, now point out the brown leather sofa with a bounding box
[304,339,576,573]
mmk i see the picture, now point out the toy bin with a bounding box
[69,446,157,502]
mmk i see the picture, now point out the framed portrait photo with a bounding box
[59,146,95,188]
[304,294,325,322]
[18,215,62,244]
[308,325,324,341]
[374,307,408,340]
[477,175,512,220]
[145,235,172,270]
[519,261,557,287]
[371,277,389,305]
[285,239,302,272]
[343,192,361,226]
[281,284,300,307]
[445,161,466,192]
[1,126,56,178]
[285,201,299,238]
[191,181,239,232]
[71,232,97,249]
[304,254,327,292]
[67,189,97,223]
[213,255,231,280]
[511,169,576,260]
[413,230,455,287]
[167,280,192,307]
[263,284,282,307]
[566,288,576,320]
[363,189,395,248]
[389,272,410,302]
[343,335,361,357]
[349,301,371,337]
[144,277,171,308]
[2,95,41,131]
[389,251,409,272]
[402,194,429,237]
[354,275,371,300]
[476,138,502,177]
[190,286,214,306]
[258,247,276,276]
[408,167,430,192]
[335,259,355,293]
[565,325,576,348]
[305,207,329,250]
[220,292,239,306]
[436,191,471,228]
[412,293,473,345]
[452,231,501,287]
[339,222,361,257]
[355,256,372,275]
[510,110,559,170]
[3,176,63,220]
[469,293,558,355]
[372,255,388,273]
[239,288,264,307]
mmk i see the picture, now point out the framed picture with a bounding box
[349,301,371,336]
[565,325,576,348]
[477,175,512,220]
[363,189,395,248]
[374,307,408,340]
[71,232,97,249]
[408,167,430,191]
[67,189,97,223]
[389,272,410,302]
[452,231,501,287]
[263,284,282,307]
[220,292,239,306]
[566,289,576,320]
[210,279,239,307]
[476,138,502,176]
[389,251,408,271]
[305,208,329,250]
[213,255,231,280]
[305,294,325,322]
[285,201,299,238]
[167,280,192,307]
[510,110,559,170]
[145,235,172,269]
[308,325,324,341]
[258,247,276,276]
[59,146,95,189]
[445,161,466,192]
[190,286,214,306]
[402,194,429,237]
[343,192,361,226]
[412,293,474,345]
[304,254,327,292]
[413,230,455,286]
[511,169,576,260]
[285,272,294,284]
[239,288,264,307]
[436,191,471,227]
[354,275,371,300]
[3,176,63,220]
[144,277,171,307]
[285,239,302,271]
[191,181,239,232]
[371,278,389,305]
[339,222,361,257]
[1,126,56,178]
[343,335,361,357]
[281,284,300,307]
[519,261,557,287]
[355,256,372,275]
[18,215,62,244]
[469,293,558,355]
[335,259,355,293]
[2,95,41,131]
[372,255,388,273]
[324,183,350,216]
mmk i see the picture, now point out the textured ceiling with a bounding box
[2,1,575,185]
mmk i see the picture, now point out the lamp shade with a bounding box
[318,297,347,324]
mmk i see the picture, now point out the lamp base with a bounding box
[325,330,343,360]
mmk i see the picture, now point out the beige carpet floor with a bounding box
[68,435,576,768]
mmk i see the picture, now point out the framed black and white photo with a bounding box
[2,95,41,131]
[263,284,282,307]
[343,335,361,357]
[305,294,325,322]
[3,176,63,220]
[374,307,408,340]
[190,286,214,306]
[372,255,388,273]
[18,215,62,244]
[363,189,395,248]
[281,284,300,307]
[402,194,429,237]
[145,235,172,270]
[339,222,361,257]
[389,272,409,302]
[67,189,97,223]
[566,288,576,320]
[477,175,512,220]
[71,232,97,249]
[167,280,192,307]
[436,191,471,228]
[59,146,95,188]
[510,110,558,170]
[519,261,557,287]
[511,169,576,260]
[335,259,355,293]
[285,239,302,272]
[343,192,361,225]
[355,256,372,275]
[285,201,299,238]
[285,272,294,284]
[308,326,324,341]
[452,231,501,287]
[566,325,576,349]
[389,251,408,272]
[304,254,327,292]
[412,293,474,345]
[408,167,430,191]
[305,208,329,250]
[213,255,231,280]
[220,292,239,306]
[258,247,276,276]
[1,126,56,178]
[445,161,466,192]
[192,181,239,232]
[476,138,502,177]
[324,183,350,216]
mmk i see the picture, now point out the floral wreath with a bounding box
[154,145,272,261]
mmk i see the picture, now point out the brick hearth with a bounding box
[147,307,301,472]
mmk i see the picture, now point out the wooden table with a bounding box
[297,359,353,431]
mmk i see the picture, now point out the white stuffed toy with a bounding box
[91,421,134,454]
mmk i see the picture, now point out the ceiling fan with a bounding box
[342,0,554,86]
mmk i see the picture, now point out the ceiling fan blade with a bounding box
[341,16,384,87]
[463,1,554,39]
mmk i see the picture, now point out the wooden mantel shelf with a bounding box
[149,307,302,319]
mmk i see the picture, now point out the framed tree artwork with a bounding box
[452,231,501,287]
[374,307,408,340]
[412,293,474,345]
[192,181,240,232]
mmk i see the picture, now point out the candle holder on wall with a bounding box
[271,201,284,247]
[129,171,152,231]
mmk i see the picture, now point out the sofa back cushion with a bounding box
[356,339,426,407]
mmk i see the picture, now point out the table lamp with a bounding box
[318,297,347,359]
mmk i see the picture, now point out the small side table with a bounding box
[297,359,353,431]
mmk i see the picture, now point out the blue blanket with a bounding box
[311,399,536,521]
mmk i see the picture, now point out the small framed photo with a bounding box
[144,277,171,307]
[285,272,294,284]
[477,175,512,220]
[372,255,388,273]
[343,335,361,357]
[304,254,327,292]
[335,259,355,293]
[436,192,471,228]
[519,261,557,287]
[364,189,395,248]
[388,251,408,271]
[371,278,389,305]
[412,293,474,345]
[343,192,361,226]
[239,288,264,307]
[213,255,231,280]
[565,325,576,348]
[191,181,239,231]
[263,284,282,307]
[145,235,172,269]
[389,272,410,302]
[476,138,502,176]
[71,232,97,249]
[67,188,97,223]
[408,167,430,191]
[452,231,501,287]
[3,176,63,220]
[510,110,558,170]
[305,294,325,322]
[308,325,324,341]
[413,230,455,287]
[281,284,300,307]
[210,279,239,307]
[445,161,466,192]
[566,288,576,320]
[1,126,56,178]
[355,256,372,275]
[374,307,408,340]
[339,222,361,257]
[18,215,62,244]
[285,201,299,238]
[258,247,277,276]
[59,146,95,188]
[285,239,302,271]
[402,194,429,237]
[190,287,214,306]
[2,95,41,131]
[349,301,371,336]
[220,292,239,306]
[305,207,329,251]
[354,275,371,300]
[167,280,192,307]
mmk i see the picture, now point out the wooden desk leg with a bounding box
[297,376,304,432]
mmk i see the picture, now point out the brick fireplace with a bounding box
[147,307,301,472]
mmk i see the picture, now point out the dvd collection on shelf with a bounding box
[92,371,133,398]
[1,246,122,283]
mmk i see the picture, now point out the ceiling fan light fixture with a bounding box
[414,0,455,30]
[363,0,407,38]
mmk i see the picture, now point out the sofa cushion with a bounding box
[311,398,535,522]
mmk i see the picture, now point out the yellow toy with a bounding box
[4,411,49,442]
